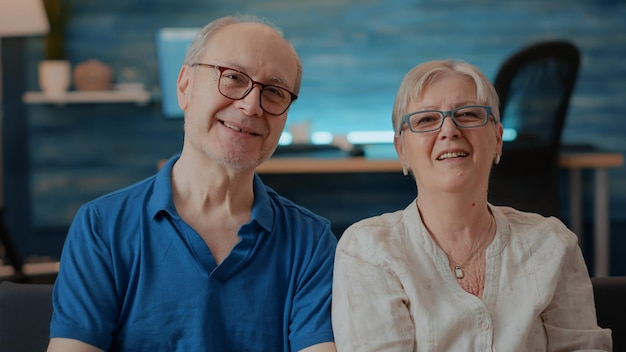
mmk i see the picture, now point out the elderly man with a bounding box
[48,15,337,352]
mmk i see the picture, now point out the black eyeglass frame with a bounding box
[399,105,494,134]
[191,63,298,116]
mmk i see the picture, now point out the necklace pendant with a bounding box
[454,266,464,279]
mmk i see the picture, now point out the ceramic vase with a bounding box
[38,60,71,96]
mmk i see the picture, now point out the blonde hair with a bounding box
[392,59,500,134]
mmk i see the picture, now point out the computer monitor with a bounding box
[155,27,199,118]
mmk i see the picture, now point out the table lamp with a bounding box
[0,0,49,273]
[0,0,50,207]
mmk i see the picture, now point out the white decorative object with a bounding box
[289,120,311,144]
[38,60,71,96]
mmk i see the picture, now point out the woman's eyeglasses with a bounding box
[399,105,493,134]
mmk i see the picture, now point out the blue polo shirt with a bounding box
[50,155,337,351]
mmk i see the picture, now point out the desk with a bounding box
[257,151,624,277]
[559,152,624,277]
[0,261,59,280]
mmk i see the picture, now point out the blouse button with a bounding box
[481,321,490,330]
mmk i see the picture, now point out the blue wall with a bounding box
[3,0,626,273]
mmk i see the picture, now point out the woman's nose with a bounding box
[439,115,461,138]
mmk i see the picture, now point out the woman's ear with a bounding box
[495,122,504,157]
[394,134,407,166]
[491,117,504,157]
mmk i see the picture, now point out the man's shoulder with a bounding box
[265,186,331,224]
[262,186,337,246]
[81,175,157,213]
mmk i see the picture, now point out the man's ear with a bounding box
[176,65,192,111]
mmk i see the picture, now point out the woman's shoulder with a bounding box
[342,209,404,237]
[337,209,409,254]
[492,205,579,250]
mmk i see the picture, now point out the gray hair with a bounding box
[183,15,303,95]
[392,59,500,134]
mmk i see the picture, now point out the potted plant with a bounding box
[38,0,71,96]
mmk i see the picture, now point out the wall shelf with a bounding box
[22,89,152,106]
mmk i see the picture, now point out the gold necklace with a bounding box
[444,215,494,280]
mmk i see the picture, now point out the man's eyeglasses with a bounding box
[399,105,493,134]
[191,63,298,116]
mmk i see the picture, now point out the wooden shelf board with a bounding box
[23,89,151,105]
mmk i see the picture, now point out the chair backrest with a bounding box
[488,40,581,217]
[592,276,626,351]
[0,281,53,352]
[494,40,580,149]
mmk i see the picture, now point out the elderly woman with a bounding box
[331,59,611,351]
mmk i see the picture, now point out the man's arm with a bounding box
[300,342,336,352]
[47,338,104,352]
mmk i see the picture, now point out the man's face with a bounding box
[177,22,299,171]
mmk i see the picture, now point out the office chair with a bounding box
[488,40,581,217]
[0,210,59,284]
[0,281,54,352]
[0,209,27,282]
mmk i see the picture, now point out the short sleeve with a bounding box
[332,227,415,351]
[542,230,612,351]
[50,204,119,350]
[289,225,337,351]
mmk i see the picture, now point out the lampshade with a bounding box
[0,0,50,38]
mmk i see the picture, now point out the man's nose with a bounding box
[237,84,264,116]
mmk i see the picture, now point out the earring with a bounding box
[402,164,409,176]
[495,153,501,165]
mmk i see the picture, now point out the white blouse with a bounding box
[332,202,612,351]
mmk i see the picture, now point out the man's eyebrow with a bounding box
[267,75,290,88]
[224,62,291,88]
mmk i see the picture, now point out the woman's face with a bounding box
[394,73,503,196]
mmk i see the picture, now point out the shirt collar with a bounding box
[250,173,274,232]
[148,154,178,219]
[148,154,275,233]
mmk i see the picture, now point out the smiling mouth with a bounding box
[437,152,468,160]
[222,121,260,136]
